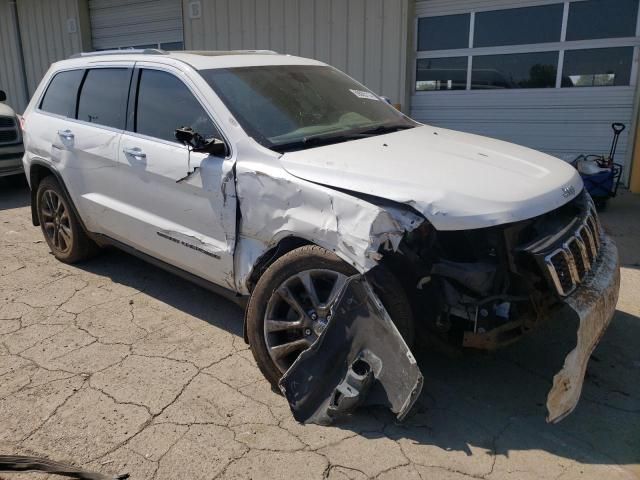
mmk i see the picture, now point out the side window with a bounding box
[77,68,131,129]
[39,70,84,117]
[135,69,218,143]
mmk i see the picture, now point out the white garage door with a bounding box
[89,0,183,51]
[411,0,640,171]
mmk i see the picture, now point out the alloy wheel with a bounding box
[40,190,73,254]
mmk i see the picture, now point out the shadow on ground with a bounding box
[74,246,640,477]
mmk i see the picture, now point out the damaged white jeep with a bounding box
[22,50,619,425]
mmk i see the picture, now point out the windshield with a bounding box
[200,65,416,152]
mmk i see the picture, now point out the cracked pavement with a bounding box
[0,176,639,480]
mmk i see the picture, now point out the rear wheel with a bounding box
[246,245,414,388]
[36,176,98,263]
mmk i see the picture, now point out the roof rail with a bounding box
[69,49,167,59]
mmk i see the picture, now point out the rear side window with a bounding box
[135,69,217,142]
[77,68,131,129]
[39,70,84,117]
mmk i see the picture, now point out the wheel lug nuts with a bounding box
[310,312,318,321]
[304,328,312,336]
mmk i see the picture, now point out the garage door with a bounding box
[411,0,640,172]
[89,0,183,50]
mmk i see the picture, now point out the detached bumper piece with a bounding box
[279,275,423,425]
[546,234,620,423]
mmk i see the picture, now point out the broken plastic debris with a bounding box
[279,275,423,425]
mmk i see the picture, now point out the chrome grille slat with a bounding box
[544,206,602,296]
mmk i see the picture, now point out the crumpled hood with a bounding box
[280,125,584,230]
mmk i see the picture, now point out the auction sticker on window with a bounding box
[349,89,379,101]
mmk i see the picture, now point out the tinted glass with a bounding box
[474,4,563,47]
[161,41,184,50]
[567,0,638,41]
[39,70,84,117]
[472,52,558,89]
[562,47,633,87]
[201,65,414,151]
[416,57,467,91]
[417,14,470,51]
[77,69,131,129]
[136,69,217,142]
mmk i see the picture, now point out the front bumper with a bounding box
[0,144,25,178]
[546,233,620,423]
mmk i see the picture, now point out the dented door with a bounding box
[280,275,423,425]
[113,66,236,288]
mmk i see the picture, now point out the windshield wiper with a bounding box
[354,124,415,136]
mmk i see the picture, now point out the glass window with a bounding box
[161,41,184,51]
[39,70,84,117]
[472,52,558,89]
[474,4,564,47]
[567,0,638,41]
[416,57,468,91]
[562,47,633,87]
[417,14,470,51]
[200,65,415,152]
[77,69,131,129]
[135,69,217,142]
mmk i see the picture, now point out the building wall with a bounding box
[411,0,640,175]
[0,1,28,113]
[182,0,412,109]
[16,0,90,97]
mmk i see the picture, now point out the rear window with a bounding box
[39,70,84,117]
[77,68,131,129]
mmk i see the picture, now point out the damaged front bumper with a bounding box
[546,233,620,423]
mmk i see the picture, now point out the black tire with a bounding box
[246,244,414,388]
[36,176,99,263]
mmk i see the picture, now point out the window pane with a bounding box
[567,0,638,41]
[418,14,470,51]
[39,70,84,117]
[562,47,633,87]
[77,69,130,129]
[472,52,558,89]
[474,4,563,47]
[136,69,217,142]
[416,57,467,91]
[161,42,184,51]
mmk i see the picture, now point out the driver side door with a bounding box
[115,65,236,289]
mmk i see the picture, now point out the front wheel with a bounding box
[246,245,414,388]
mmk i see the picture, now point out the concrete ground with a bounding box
[0,174,638,480]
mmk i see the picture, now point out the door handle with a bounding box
[123,147,146,160]
[57,129,74,140]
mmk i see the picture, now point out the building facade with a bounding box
[1,0,639,186]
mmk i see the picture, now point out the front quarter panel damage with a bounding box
[279,275,423,424]
[233,160,424,294]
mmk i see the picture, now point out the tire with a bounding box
[246,245,414,388]
[36,176,99,263]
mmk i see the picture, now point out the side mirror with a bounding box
[0,90,6,102]
[175,127,228,157]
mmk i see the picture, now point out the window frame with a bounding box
[125,65,231,157]
[413,0,640,94]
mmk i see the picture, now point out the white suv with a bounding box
[21,50,620,424]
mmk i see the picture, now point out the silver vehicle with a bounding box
[21,50,620,424]
[0,90,24,178]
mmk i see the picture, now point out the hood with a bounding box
[280,125,583,230]
[0,103,17,117]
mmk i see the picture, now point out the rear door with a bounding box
[27,64,133,235]
[114,65,236,288]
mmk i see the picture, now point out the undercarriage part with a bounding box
[279,275,423,425]
[0,455,128,479]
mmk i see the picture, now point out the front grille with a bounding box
[0,116,15,127]
[543,202,602,296]
[0,116,19,145]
